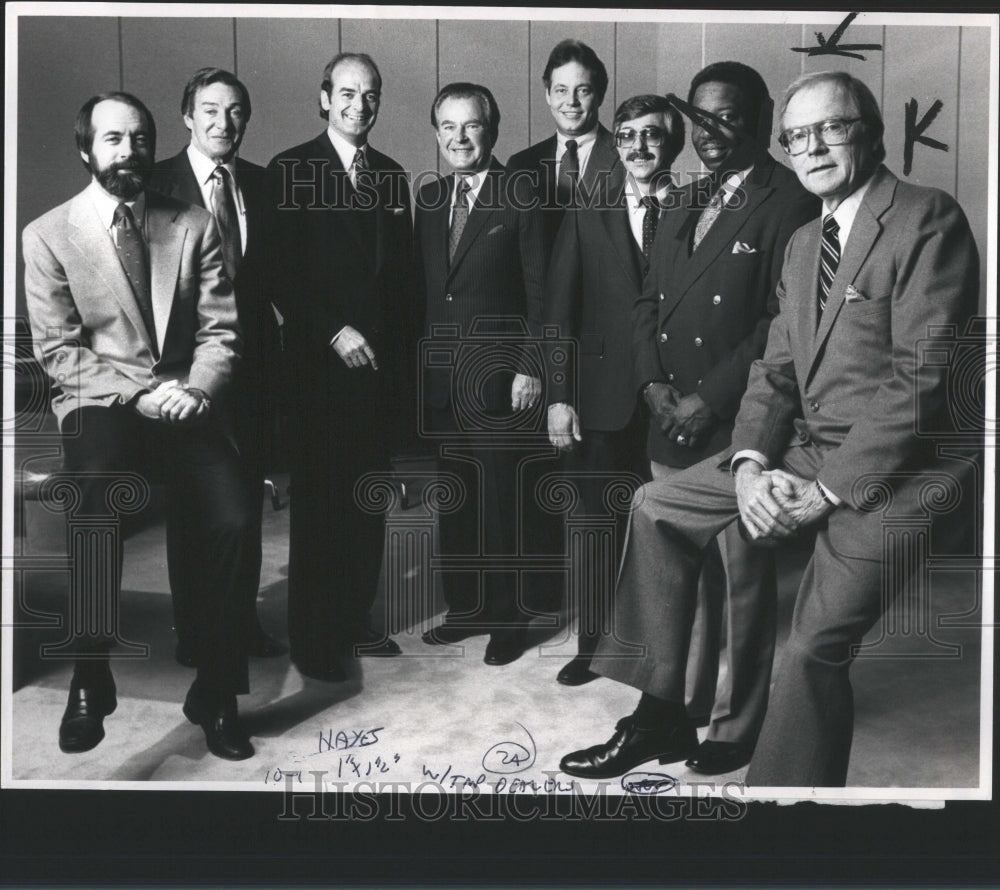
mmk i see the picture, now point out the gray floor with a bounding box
[9,472,984,792]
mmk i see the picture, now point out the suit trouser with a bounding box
[563,415,649,656]
[650,461,777,745]
[591,446,886,786]
[60,405,253,695]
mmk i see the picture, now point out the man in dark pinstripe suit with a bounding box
[414,82,549,666]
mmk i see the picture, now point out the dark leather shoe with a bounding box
[556,655,599,686]
[484,630,526,666]
[294,661,348,683]
[351,628,402,657]
[175,640,197,668]
[685,740,753,775]
[247,629,287,659]
[59,675,117,754]
[560,715,698,779]
[421,623,485,645]
[183,687,254,761]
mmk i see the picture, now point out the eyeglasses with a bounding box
[778,118,862,155]
[615,127,667,148]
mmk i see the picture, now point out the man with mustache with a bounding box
[22,92,256,760]
[265,53,416,681]
[150,67,285,668]
[564,62,818,777]
[544,94,684,687]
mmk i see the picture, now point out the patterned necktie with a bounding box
[211,166,242,280]
[449,177,471,264]
[818,214,840,315]
[692,175,725,251]
[351,147,369,188]
[557,139,579,205]
[640,196,660,259]
[112,203,156,351]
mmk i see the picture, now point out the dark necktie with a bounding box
[210,166,242,280]
[449,177,471,264]
[557,139,579,205]
[818,214,840,316]
[112,203,156,351]
[640,196,660,259]
[352,147,369,187]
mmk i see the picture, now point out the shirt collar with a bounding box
[326,126,367,172]
[88,180,146,230]
[624,175,672,210]
[452,161,492,206]
[556,126,598,153]
[186,142,237,184]
[824,176,874,247]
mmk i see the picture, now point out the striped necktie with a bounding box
[818,214,840,315]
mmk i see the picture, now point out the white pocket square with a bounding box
[391,206,406,215]
[732,241,758,254]
[488,224,505,236]
[844,284,867,303]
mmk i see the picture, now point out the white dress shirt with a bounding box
[185,143,247,252]
[623,177,673,249]
[326,126,369,187]
[556,126,599,179]
[449,163,491,225]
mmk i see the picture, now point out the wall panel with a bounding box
[236,18,342,165]
[882,26,959,194]
[121,17,236,162]
[528,20,616,147]
[341,18,438,183]
[957,25,991,312]
[439,19,530,168]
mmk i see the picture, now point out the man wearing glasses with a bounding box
[544,95,685,688]
[560,70,978,787]
[631,62,817,776]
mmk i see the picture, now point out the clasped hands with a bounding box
[134,380,211,424]
[644,382,715,448]
[734,461,836,545]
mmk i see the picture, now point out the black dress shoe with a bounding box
[351,629,402,657]
[294,661,348,683]
[556,655,599,686]
[559,715,698,779]
[483,630,526,666]
[421,623,485,645]
[59,675,117,754]
[247,629,288,659]
[183,687,254,761]
[685,740,753,775]
[175,640,197,668]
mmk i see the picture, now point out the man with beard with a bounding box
[151,67,285,668]
[22,92,256,760]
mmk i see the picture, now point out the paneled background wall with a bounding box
[14,13,993,313]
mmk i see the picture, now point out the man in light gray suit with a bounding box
[23,92,256,761]
[560,71,979,786]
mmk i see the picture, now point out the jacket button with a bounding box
[445,293,453,302]
[660,292,665,301]
[809,401,820,412]
[667,373,675,382]
[694,337,703,347]
[660,333,669,343]
[712,295,722,305]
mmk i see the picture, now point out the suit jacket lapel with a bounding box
[173,152,206,208]
[145,192,184,356]
[313,134,366,254]
[67,192,156,355]
[582,126,620,190]
[599,198,643,289]
[808,166,895,375]
[447,162,502,278]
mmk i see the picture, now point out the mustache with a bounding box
[627,151,655,162]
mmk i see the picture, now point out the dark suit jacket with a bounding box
[265,133,417,421]
[543,166,654,432]
[730,165,979,560]
[634,154,820,466]
[507,125,622,255]
[415,158,548,415]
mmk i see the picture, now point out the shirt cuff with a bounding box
[816,479,842,506]
[730,449,769,474]
[329,326,347,347]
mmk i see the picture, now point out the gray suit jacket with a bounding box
[23,186,240,427]
[731,165,979,558]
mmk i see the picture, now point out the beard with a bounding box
[91,156,150,200]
